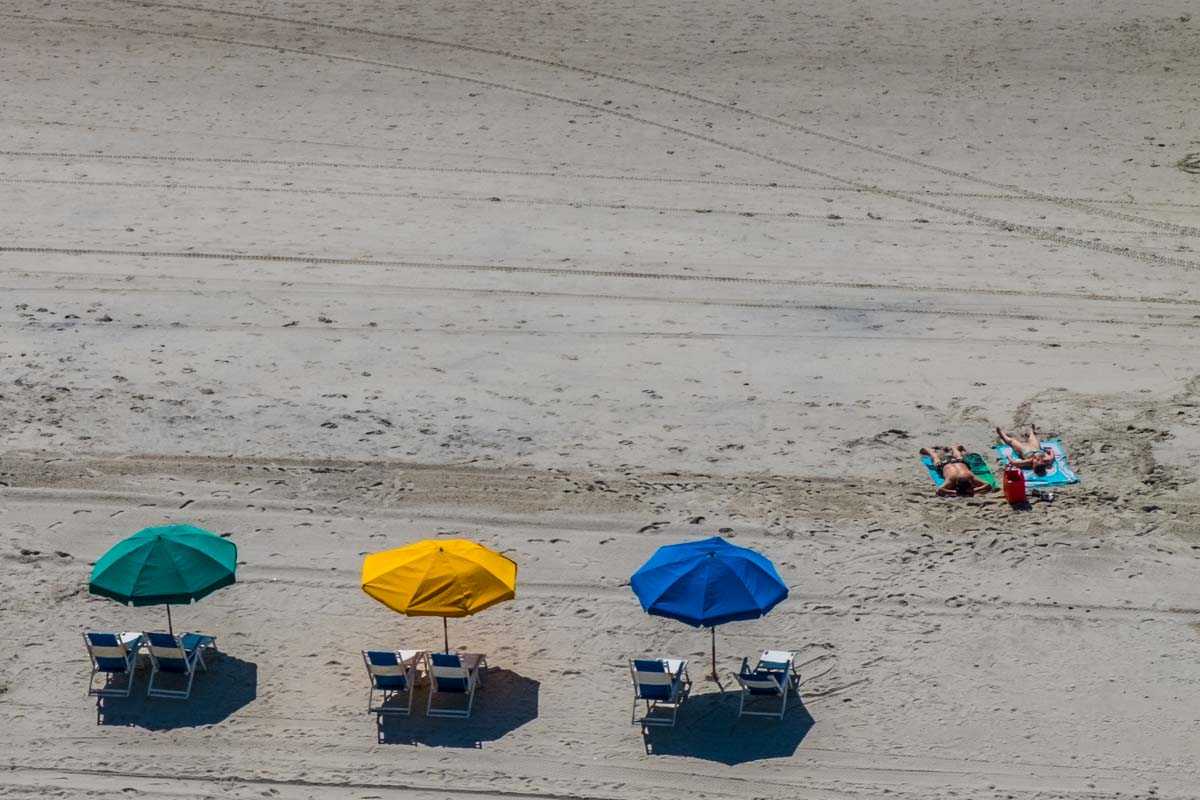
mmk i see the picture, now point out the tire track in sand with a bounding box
[2,175,1189,238]
[8,263,1200,308]
[3,149,1198,209]
[5,246,1200,332]
[6,12,1198,272]
[108,0,1200,237]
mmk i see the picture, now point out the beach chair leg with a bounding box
[738,690,746,718]
[183,665,196,700]
[779,688,788,719]
[89,667,134,699]
[426,685,435,717]
[146,664,159,697]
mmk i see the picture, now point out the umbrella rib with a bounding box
[407,545,449,613]
[714,559,761,621]
[176,539,237,590]
[158,536,192,603]
[638,564,703,619]
[451,550,515,615]
[126,538,161,604]
[435,549,491,615]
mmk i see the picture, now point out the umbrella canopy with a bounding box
[361,539,517,651]
[89,524,237,606]
[631,536,787,626]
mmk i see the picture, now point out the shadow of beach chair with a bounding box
[630,658,691,728]
[84,631,144,699]
[145,631,217,700]
[425,652,486,718]
[735,655,795,719]
[363,649,423,718]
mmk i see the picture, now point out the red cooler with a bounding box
[1002,464,1027,505]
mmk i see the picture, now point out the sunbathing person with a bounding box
[995,425,1054,477]
[920,444,993,497]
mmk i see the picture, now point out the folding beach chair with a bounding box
[83,631,144,698]
[755,649,800,692]
[425,651,486,718]
[629,658,691,728]
[735,656,792,719]
[362,650,422,717]
[145,631,217,699]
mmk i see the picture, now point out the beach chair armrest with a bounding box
[398,649,424,666]
[459,652,486,674]
[181,633,216,652]
[663,658,687,679]
[756,649,795,671]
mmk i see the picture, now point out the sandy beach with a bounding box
[2,1,1199,797]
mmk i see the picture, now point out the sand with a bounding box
[1,0,1199,797]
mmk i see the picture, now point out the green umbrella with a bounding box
[89,524,237,634]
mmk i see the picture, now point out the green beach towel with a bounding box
[920,452,998,488]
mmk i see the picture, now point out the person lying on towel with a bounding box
[995,425,1055,477]
[920,444,994,497]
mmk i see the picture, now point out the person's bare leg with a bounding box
[920,445,942,467]
[995,427,1023,452]
[951,444,968,458]
[1026,424,1042,451]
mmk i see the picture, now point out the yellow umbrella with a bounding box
[361,539,517,652]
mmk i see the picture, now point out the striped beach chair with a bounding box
[83,631,143,698]
[629,658,690,728]
[734,654,794,719]
[424,651,486,718]
[145,631,217,699]
[362,649,422,717]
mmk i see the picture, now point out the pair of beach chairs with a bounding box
[84,630,218,700]
[630,650,801,727]
[363,649,487,719]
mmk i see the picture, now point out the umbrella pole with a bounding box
[166,604,174,637]
[710,626,717,681]
[443,617,449,653]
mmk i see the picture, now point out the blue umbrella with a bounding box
[631,536,788,680]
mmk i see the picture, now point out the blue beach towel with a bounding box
[920,456,943,485]
[993,438,1079,486]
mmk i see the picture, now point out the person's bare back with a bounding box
[922,444,993,497]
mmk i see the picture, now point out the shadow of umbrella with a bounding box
[376,668,539,747]
[642,690,815,764]
[96,654,257,729]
